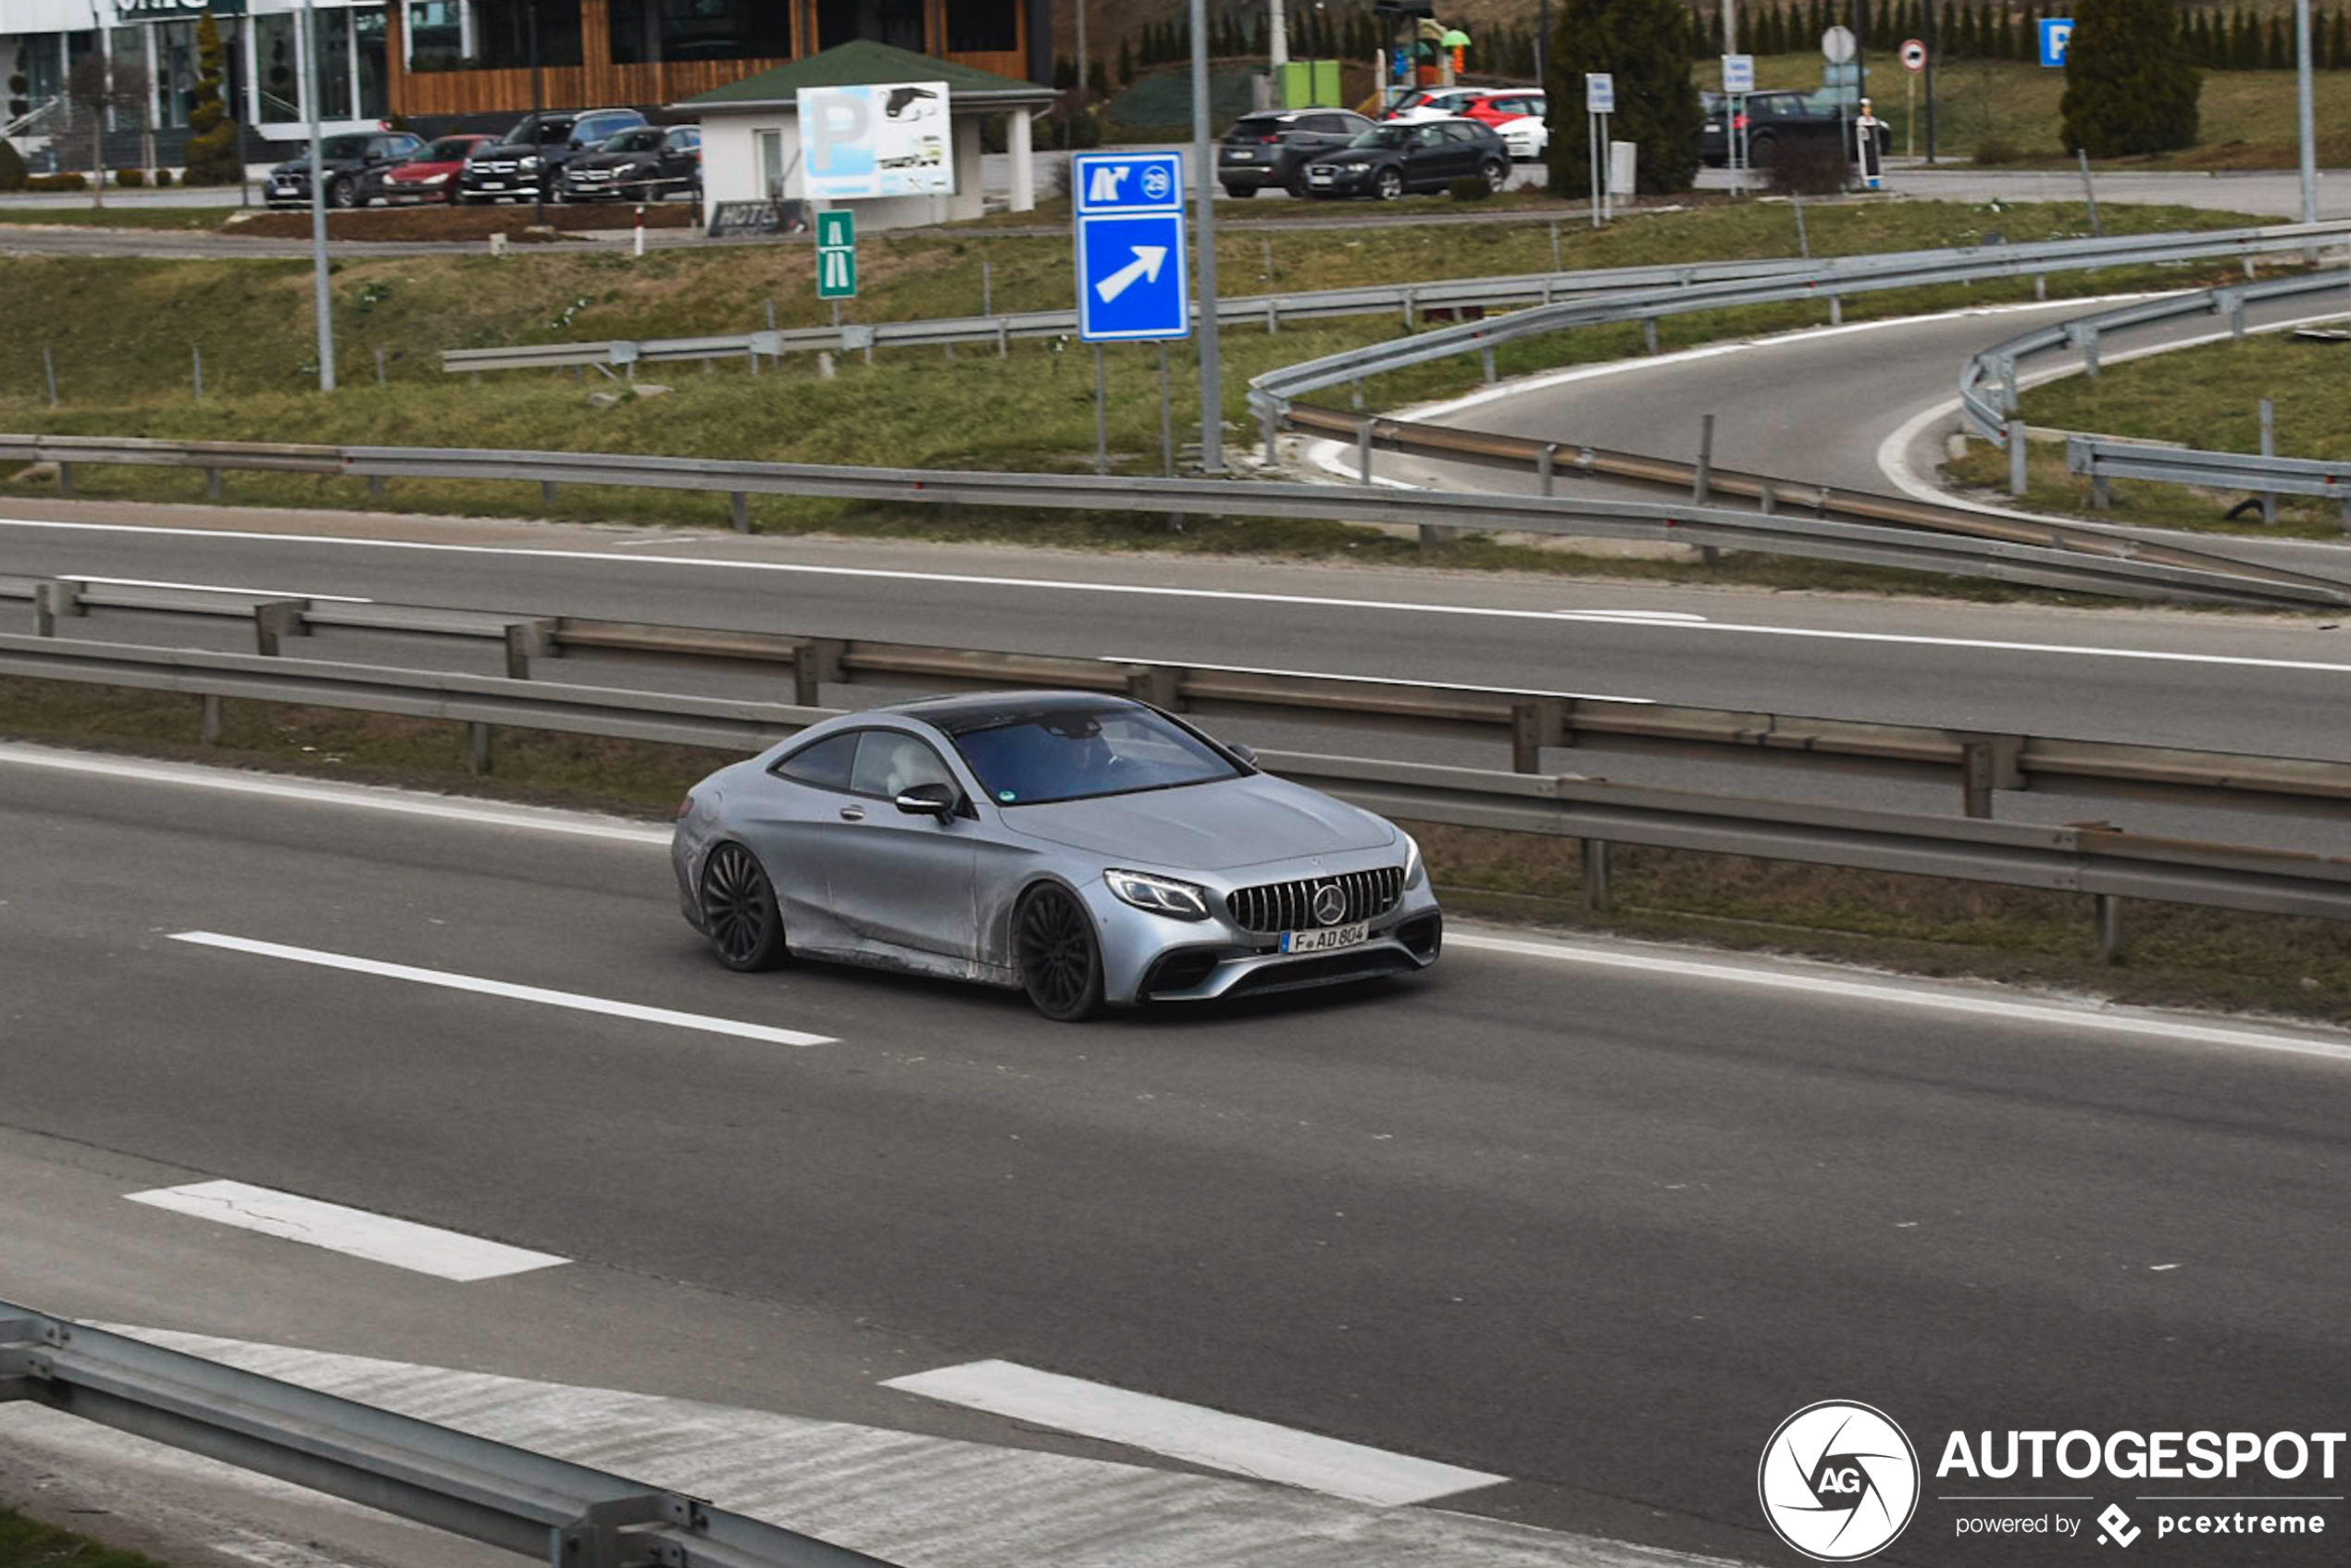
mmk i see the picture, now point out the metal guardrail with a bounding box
[0,1301,899,1567]
[3,631,2349,933]
[7,585,2351,827]
[2067,436,2351,524]
[442,254,1841,375]
[3,431,2344,609]
[1957,267,2351,445]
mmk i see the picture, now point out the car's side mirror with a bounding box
[894,781,958,818]
[1227,742,1258,769]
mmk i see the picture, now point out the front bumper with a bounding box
[1080,864,1442,1005]
[1301,164,1375,196]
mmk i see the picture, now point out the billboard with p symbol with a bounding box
[795,81,953,199]
[1072,152,1190,342]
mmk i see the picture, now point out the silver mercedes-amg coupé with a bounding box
[671,691,1442,1019]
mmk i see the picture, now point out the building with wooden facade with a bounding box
[1,0,1049,152]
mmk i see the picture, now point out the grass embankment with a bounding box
[0,1506,168,1568]
[0,202,245,230]
[0,202,2282,599]
[6,676,2346,1025]
[1746,53,2351,167]
[1944,331,2351,535]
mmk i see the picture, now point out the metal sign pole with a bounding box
[1587,110,1599,227]
[1094,343,1109,475]
[1189,0,1223,473]
[300,0,334,392]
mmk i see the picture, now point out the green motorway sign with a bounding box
[815,209,856,300]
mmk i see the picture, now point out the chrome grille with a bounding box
[1226,866,1404,933]
[479,159,516,173]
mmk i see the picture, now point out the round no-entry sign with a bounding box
[1900,37,1928,70]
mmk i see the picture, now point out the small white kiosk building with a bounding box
[676,40,1052,231]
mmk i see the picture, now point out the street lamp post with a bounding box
[529,0,545,228]
[301,0,334,392]
[1189,0,1223,473]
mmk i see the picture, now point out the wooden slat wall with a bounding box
[390,0,1034,121]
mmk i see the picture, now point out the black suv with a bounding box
[1701,90,1889,168]
[1218,109,1377,197]
[1300,118,1511,201]
[557,124,702,202]
[459,108,647,204]
[264,131,426,209]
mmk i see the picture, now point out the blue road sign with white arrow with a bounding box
[1072,151,1189,342]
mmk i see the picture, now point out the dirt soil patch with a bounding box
[222,203,698,242]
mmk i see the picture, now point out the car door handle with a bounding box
[839,804,865,821]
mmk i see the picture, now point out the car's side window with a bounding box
[773,730,859,790]
[850,732,959,800]
[1442,122,1477,143]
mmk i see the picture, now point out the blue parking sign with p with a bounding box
[1073,152,1189,342]
[2038,17,2073,65]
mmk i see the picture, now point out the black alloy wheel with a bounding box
[1223,182,1256,198]
[1016,885,1105,1022]
[699,842,787,971]
[329,174,359,208]
[1374,166,1405,200]
[1481,157,1508,192]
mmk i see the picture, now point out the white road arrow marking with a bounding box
[1093,245,1168,304]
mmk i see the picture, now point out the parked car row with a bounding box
[1700,89,1892,167]
[1219,106,1518,202]
[264,109,701,211]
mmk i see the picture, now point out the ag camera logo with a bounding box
[1759,1400,1921,1561]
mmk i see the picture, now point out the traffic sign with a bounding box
[815,209,855,299]
[1821,24,1855,62]
[1072,151,1188,342]
[1899,37,1928,71]
[2038,16,2073,65]
[1585,72,1615,112]
[1722,53,1754,93]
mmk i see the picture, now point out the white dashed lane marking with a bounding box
[125,1180,566,1281]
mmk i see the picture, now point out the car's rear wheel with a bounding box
[1748,131,1779,168]
[699,842,787,971]
[1016,884,1104,1022]
[1223,182,1256,198]
[1374,167,1405,200]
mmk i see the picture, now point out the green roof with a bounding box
[677,40,1051,108]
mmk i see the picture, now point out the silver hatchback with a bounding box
[671,691,1442,1020]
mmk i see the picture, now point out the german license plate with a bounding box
[479,180,504,190]
[1281,921,1367,954]
[1230,150,1254,160]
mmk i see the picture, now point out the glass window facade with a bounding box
[254,10,300,121]
[154,19,199,129]
[467,0,584,68]
[947,0,1018,54]
[309,5,352,118]
[404,1,464,69]
[354,6,386,117]
[609,0,796,65]
[819,0,923,54]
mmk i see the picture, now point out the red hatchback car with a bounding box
[376,133,496,205]
[1459,89,1546,128]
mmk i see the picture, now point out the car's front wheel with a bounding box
[699,841,787,971]
[1480,157,1508,192]
[329,175,359,208]
[1016,884,1104,1022]
[1223,181,1256,198]
[1374,167,1405,200]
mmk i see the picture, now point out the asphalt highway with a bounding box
[5,749,2349,1567]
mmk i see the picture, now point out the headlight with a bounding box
[1105,869,1211,921]
[1401,832,1425,889]
[422,171,449,184]
[520,155,541,168]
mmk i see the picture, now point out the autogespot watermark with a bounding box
[1760,1407,2346,1558]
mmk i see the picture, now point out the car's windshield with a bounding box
[605,129,663,151]
[1350,126,1413,149]
[320,134,372,159]
[951,707,1239,806]
[423,137,477,161]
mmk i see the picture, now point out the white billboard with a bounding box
[795,81,954,200]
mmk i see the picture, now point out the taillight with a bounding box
[1257,133,1278,143]
[1734,112,1748,131]
[677,792,696,819]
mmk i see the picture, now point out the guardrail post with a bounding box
[1356,420,1374,485]
[31,579,82,637]
[43,346,59,406]
[2075,322,2100,380]
[1828,293,1842,327]
[1582,840,1612,914]
[252,601,306,658]
[367,474,385,500]
[200,694,222,746]
[729,492,750,532]
[1124,664,1184,710]
[1959,735,2023,817]
[1510,699,1567,772]
[205,467,223,501]
[2034,273,2046,302]
[1537,442,1557,498]
[2000,357,2021,417]
[1693,414,1714,505]
[2094,893,2127,964]
[793,638,846,707]
[1643,317,1659,355]
[504,618,554,679]
[1350,379,1365,411]
[2220,289,2247,340]
[2006,418,2028,497]
[1402,288,1417,330]
[540,480,559,514]
[466,722,492,776]
[2259,399,2278,525]
[192,344,204,403]
[56,461,72,497]
[1479,343,1496,383]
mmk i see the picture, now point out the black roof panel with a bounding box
[882,690,1142,735]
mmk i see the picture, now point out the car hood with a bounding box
[1311,147,1394,166]
[270,157,353,176]
[1001,773,1394,871]
[568,148,654,170]
[477,142,545,160]
[387,159,464,178]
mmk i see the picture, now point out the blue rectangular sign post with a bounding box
[2038,17,2073,66]
[1072,151,1189,342]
